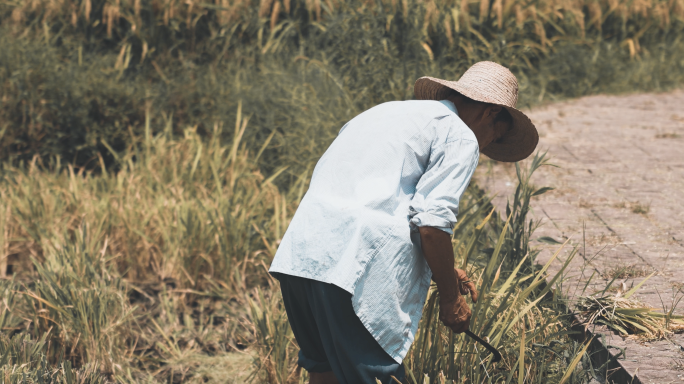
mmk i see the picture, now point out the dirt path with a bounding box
[475,90,684,383]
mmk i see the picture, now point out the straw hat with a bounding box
[414,61,538,162]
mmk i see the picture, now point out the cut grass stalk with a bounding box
[577,273,684,339]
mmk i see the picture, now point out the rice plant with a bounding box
[3,0,682,54]
[2,0,684,173]
[0,108,296,381]
[0,0,680,371]
[0,98,601,382]
[0,333,109,383]
[247,284,300,384]
[395,153,589,383]
[249,153,598,384]
[1,104,288,288]
[576,274,684,340]
[22,225,135,375]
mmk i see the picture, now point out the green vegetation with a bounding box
[2,0,684,381]
[0,112,596,382]
[0,112,284,381]
[246,154,618,384]
[2,0,684,176]
[399,156,583,383]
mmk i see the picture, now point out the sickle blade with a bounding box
[465,330,502,363]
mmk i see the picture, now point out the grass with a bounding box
[577,292,684,340]
[655,132,682,139]
[0,333,108,383]
[630,202,651,215]
[672,359,684,371]
[0,107,601,382]
[612,200,651,215]
[0,0,683,381]
[2,0,684,174]
[601,263,652,280]
[0,109,292,381]
[379,154,597,383]
[577,273,684,340]
[248,153,603,384]
[4,0,684,55]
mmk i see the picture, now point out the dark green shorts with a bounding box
[272,272,406,384]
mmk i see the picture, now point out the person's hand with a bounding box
[438,268,478,333]
[439,294,471,333]
[455,268,479,303]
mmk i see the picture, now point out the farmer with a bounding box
[269,61,538,384]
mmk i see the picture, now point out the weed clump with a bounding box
[601,263,652,280]
[577,275,684,340]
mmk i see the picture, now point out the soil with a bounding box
[475,89,684,384]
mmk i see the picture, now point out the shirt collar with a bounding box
[438,99,459,116]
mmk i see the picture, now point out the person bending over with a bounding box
[269,61,539,384]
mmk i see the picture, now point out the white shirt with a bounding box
[269,99,480,362]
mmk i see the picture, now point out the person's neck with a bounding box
[446,95,488,148]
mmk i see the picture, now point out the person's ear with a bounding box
[485,105,503,118]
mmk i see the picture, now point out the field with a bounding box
[1,0,684,382]
[0,125,591,383]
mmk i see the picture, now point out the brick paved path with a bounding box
[475,90,684,383]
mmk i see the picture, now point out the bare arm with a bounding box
[419,227,460,300]
[419,226,478,333]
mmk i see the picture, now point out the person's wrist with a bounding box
[444,269,462,299]
[438,283,461,303]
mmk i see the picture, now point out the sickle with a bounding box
[464,330,502,363]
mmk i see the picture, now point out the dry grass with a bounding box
[577,294,684,339]
[0,119,598,382]
[0,106,296,381]
[601,263,652,280]
[4,0,684,51]
[577,274,684,340]
[655,132,682,139]
[0,0,682,380]
[672,359,684,371]
[250,153,600,383]
[631,202,651,214]
[2,0,684,173]
[586,233,619,246]
[612,200,651,214]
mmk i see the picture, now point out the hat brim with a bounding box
[414,77,538,163]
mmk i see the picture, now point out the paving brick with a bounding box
[475,90,684,383]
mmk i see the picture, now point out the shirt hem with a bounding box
[352,268,433,364]
[353,312,412,364]
[268,267,414,363]
[268,267,355,294]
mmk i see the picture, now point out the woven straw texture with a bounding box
[414,61,538,162]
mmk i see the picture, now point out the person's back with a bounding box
[271,99,477,288]
[271,99,480,363]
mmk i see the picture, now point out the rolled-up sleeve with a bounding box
[408,133,480,235]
